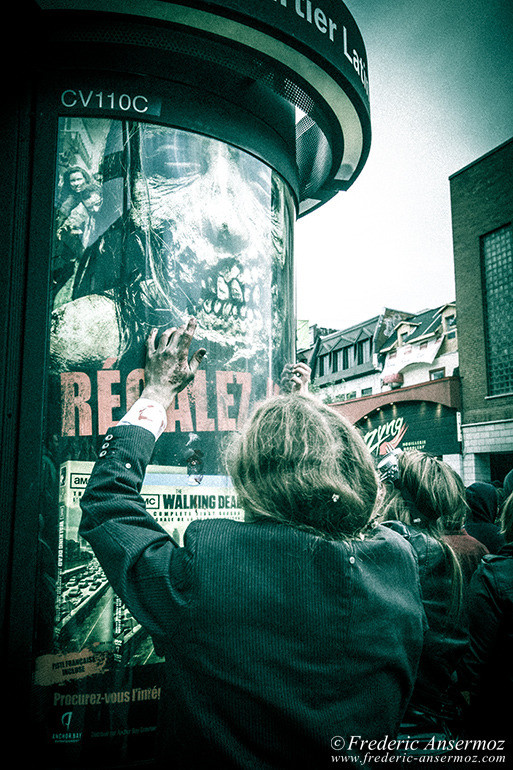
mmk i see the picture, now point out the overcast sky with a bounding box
[294,0,513,330]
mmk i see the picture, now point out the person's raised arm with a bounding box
[280,361,312,395]
[78,319,207,636]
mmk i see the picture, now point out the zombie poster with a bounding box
[35,116,295,766]
[49,118,295,465]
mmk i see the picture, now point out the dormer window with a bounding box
[395,321,418,346]
[356,338,371,365]
[443,313,457,338]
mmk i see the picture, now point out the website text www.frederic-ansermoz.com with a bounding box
[329,735,507,764]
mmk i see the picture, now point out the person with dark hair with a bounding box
[79,319,426,768]
[465,482,505,554]
[56,165,91,223]
[53,182,104,303]
[379,451,469,751]
[459,491,513,755]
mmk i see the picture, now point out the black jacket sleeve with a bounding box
[459,557,503,692]
[79,425,194,639]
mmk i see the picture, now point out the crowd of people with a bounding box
[377,447,512,757]
[79,319,512,768]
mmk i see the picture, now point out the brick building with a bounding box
[449,137,513,483]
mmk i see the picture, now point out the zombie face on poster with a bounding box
[50,119,295,473]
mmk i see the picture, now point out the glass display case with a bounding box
[32,114,294,767]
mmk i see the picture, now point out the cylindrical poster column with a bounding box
[38,113,296,769]
[3,2,371,767]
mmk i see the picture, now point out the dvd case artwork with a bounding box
[50,460,243,670]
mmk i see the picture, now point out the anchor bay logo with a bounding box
[52,711,82,744]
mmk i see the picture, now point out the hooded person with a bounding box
[465,482,505,554]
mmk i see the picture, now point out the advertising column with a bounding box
[34,112,295,766]
[4,2,371,767]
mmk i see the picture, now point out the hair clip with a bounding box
[332,494,340,503]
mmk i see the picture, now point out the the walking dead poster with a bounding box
[34,116,295,765]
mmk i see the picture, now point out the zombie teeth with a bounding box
[195,256,265,334]
[197,298,262,327]
[217,276,230,300]
[230,280,243,302]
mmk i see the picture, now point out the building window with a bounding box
[430,368,445,380]
[444,313,457,339]
[342,346,354,370]
[356,338,371,365]
[318,354,325,377]
[346,391,357,400]
[481,224,513,395]
[361,387,372,396]
[330,349,340,373]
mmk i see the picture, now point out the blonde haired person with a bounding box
[379,450,469,751]
[227,393,379,539]
[79,320,426,768]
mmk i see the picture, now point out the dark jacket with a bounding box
[79,425,426,769]
[465,482,505,554]
[460,542,513,742]
[383,521,469,732]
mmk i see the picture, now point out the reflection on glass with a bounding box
[51,121,293,370]
[35,117,295,766]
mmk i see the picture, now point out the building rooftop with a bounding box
[380,303,455,351]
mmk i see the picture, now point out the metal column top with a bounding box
[35,0,372,214]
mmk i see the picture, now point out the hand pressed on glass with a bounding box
[141,318,206,410]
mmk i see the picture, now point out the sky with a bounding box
[294,0,513,330]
